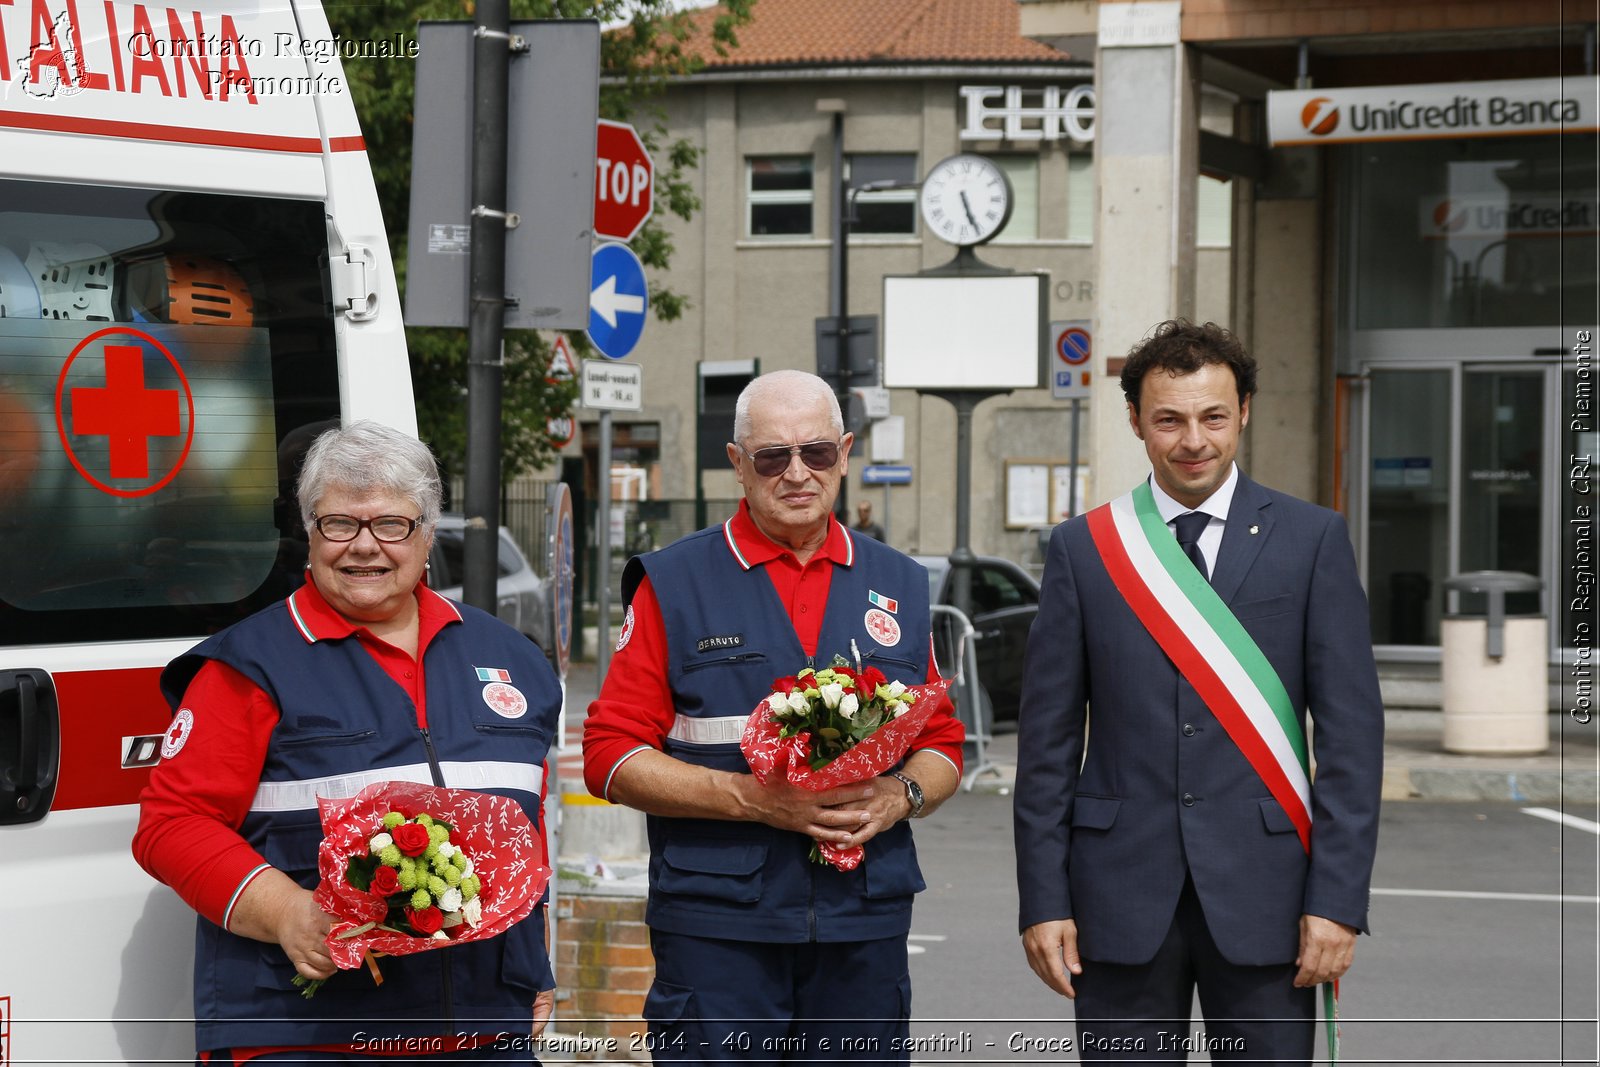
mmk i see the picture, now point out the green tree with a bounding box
[325,0,753,481]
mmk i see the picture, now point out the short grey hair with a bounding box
[296,421,443,531]
[732,370,843,446]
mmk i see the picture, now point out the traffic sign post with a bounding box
[587,243,649,360]
[1050,320,1091,518]
[594,120,654,242]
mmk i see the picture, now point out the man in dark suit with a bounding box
[1014,320,1383,1063]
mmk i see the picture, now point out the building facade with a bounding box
[568,0,1235,566]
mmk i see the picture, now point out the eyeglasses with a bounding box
[312,514,422,543]
[739,439,841,478]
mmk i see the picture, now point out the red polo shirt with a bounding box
[583,501,964,800]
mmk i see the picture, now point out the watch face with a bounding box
[920,154,1012,246]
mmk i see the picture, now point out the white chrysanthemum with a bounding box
[819,682,845,709]
[459,857,473,879]
[787,692,810,714]
[369,833,393,854]
[839,693,859,719]
[438,887,464,913]
[436,842,456,860]
[462,895,483,928]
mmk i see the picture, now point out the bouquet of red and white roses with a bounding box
[740,645,951,871]
[294,780,550,997]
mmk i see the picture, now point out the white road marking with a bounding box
[1372,887,1598,905]
[1522,806,1600,835]
[908,934,948,941]
[907,944,926,955]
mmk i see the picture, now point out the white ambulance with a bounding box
[0,0,410,1061]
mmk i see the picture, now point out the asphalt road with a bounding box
[904,794,1599,1065]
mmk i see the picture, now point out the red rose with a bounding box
[391,822,431,856]
[857,667,887,697]
[407,904,444,935]
[369,864,401,897]
[770,675,799,694]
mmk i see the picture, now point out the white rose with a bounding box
[819,683,845,709]
[767,692,788,713]
[462,896,483,928]
[438,887,463,914]
[885,680,908,699]
[436,842,456,860]
[839,693,859,719]
[369,833,393,854]
[787,692,810,714]
[432,929,449,941]
[893,704,907,717]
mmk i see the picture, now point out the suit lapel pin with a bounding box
[1250,525,1260,535]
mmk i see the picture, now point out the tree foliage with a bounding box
[325,0,753,481]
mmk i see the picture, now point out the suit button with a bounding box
[1182,723,1196,736]
[1182,793,1196,806]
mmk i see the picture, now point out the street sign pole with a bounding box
[1069,397,1082,518]
[463,0,516,614]
[596,409,614,677]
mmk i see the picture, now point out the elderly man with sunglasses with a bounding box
[584,369,965,1062]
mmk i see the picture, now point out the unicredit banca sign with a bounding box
[1267,76,1598,147]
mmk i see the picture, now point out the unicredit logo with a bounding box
[1431,199,1467,234]
[1300,97,1339,136]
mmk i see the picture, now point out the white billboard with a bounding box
[882,273,1047,391]
[1267,77,1599,147]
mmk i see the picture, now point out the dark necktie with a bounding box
[1174,511,1210,582]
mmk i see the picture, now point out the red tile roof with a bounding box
[678,0,1077,69]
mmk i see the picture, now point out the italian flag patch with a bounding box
[868,590,898,614]
[475,667,511,683]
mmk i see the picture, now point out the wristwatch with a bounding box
[889,771,925,819]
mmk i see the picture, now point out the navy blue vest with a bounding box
[160,596,558,1052]
[628,522,932,942]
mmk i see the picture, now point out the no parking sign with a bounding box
[1051,320,1092,400]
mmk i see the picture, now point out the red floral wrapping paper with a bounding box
[313,781,550,971]
[739,677,952,870]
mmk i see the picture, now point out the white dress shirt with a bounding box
[1147,464,1239,577]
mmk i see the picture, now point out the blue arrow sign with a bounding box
[862,465,912,486]
[586,242,649,359]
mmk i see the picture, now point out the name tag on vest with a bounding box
[696,634,744,653]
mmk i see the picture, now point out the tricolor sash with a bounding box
[1087,483,1339,1058]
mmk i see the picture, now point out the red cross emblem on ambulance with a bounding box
[54,326,195,497]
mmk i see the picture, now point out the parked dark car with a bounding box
[914,553,1041,725]
[428,514,549,651]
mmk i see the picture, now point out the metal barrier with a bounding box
[931,603,1001,792]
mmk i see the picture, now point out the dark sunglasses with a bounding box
[740,439,841,478]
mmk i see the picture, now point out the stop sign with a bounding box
[594,120,654,242]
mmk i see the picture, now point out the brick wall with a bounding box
[554,891,655,1057]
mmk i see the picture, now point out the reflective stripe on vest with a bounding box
[667,714,749,745]
[250,761,545,813]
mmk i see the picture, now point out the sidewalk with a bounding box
[556,658,1599,805]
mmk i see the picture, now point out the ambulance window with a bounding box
[0,178,340,645]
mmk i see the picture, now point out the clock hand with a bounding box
[959,190,980,230]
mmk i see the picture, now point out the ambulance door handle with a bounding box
[1,668,59,825]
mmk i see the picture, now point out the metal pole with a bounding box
[1068,397,1082,518]
[948,392,977,622]
[596,409,614,677]
[881,485,891,547]
[830,111,851,519]
[462,0,513,613]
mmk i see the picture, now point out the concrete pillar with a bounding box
[1088,1,1197,506]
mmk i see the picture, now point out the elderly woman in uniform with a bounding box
[134,421,559,1066]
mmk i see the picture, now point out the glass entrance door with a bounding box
[1363,363,1559,650]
